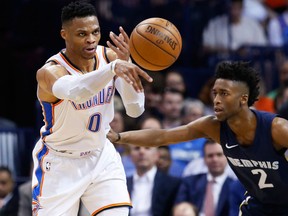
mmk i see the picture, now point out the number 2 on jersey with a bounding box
[251,169,274,189]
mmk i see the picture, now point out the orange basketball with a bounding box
[129,17,182,71]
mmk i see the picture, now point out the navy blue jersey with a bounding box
[220,109,288,205]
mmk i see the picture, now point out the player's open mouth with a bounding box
[214,107,223,114]
[85,48,96,53]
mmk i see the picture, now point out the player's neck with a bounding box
[62,50,96,73]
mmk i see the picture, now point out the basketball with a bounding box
[129,17,182,71]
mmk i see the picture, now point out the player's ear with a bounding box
[241,94,248,105]
[60,29,66,40]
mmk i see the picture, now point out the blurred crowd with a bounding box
[2,0,288,127]
[1,0,288,215]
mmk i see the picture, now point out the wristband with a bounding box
[111,59,119,74]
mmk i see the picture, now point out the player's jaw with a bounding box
[214,106,227,121]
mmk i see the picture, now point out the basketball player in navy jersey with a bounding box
[109,61,288,215]
[32,1,152,216]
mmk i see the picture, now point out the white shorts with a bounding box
[32,139,131,216]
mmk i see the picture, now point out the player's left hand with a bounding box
[107,129,120,143]
[107,26,130,61]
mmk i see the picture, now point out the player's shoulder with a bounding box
[105,47,117,62]
[37,62,66,78]
[272,116,288,128]
[188,115,220,140]
[271,116,288,150]
[198,115,220,126]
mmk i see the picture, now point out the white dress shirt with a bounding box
[130,166,157,216]
[203,15,267,51]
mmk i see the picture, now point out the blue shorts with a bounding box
[240,196,288,216]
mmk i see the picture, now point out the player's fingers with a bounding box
[136,68,153,83]
[107,40,128,60]
[106,40,117,52]
[119,26,130,42]
[119,33,124,41]
[110,31,126,50]
[123,69,143,92]
[132,71,144,92]
[122,73,134,86]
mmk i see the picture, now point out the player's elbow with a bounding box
[125,103,145,118]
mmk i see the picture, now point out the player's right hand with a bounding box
[114,59,153,92]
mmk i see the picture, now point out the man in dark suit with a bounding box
[18,179,32,216]
[127,144,181,216]
[175,140,235,216]
[0,166,19,216]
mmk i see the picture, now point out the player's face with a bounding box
[212,79,248,121]
[204,143,227,177]
[61,16,101,60]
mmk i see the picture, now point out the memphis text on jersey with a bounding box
[227,156,279,170]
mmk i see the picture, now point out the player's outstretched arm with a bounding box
[108,116,216,147]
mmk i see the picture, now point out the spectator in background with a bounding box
[142,72,165,119]
[181,98,206,125]
[165,70,188,98]
[159,88,184,129]
[198,77,215,115]
[253,78,275,113]
[267,1,288,47]
[156,146,172,174]
[229,179,246,216]
[243,0,270,27]
[174,140,234,216]
[127,116,180,216]
[274,81,288,113]
[267,59,288,100]
[18,162,33,216]
[173,202,198,216]
[0,166,19,216]
[18,179,31,216]
[202,0,267,64]
[127,144,181,216]
[111,109,135,177]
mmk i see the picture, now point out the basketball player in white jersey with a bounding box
[32,1,152,216]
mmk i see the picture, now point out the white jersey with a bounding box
[39,46,121,154]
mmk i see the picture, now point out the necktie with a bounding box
[0,199,4,208]
[204,179,215,216]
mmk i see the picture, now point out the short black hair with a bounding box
[215,61,260,107]
[61,1,97,25]
[0,166,13,178]
[203,139,218,155]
